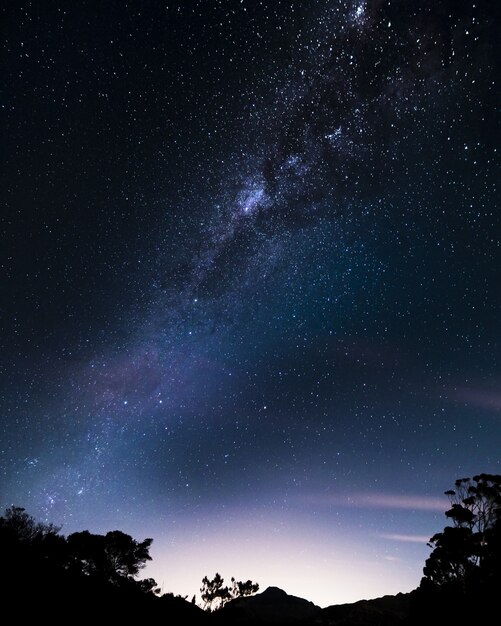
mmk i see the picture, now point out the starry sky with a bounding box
[1,0,499,607]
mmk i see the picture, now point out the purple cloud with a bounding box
[379,533,431,544]
[304,492,446,512]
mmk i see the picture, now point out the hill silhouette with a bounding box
[319,592,412,626]
[216,586,321,624]
[212,586,419,626]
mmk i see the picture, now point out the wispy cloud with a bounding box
[303,492,446,512]
[379,533,430,544]
[351,493,446,512]
[454,387,501,411]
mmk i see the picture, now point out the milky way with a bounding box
[1,0,499,605]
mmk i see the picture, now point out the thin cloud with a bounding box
[455,387,501,411]
[379,533,430,544]
[304,492,446,512]
[354,494,446,512]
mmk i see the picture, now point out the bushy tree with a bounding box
[137,577,160,595]
[0,505,158,600]
[0,506,60,542]
[0,505,67,569]
[67,529,153,584]
[104,530,153,579]
[67,530,108,577]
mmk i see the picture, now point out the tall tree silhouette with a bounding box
[421,473,501,591]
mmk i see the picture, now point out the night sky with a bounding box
[1,0,499,606]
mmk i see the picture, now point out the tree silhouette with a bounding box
[200,573,259,611]
[67,529,153,585]
[0,506,60,542]
[409,474,501,624]
[137,577,161,595]
[200,572,230,611]
[230,577,259,598]
[421,473,501,592]
[0,505,67,571]
[67,530,108,578]
[0,506,209,622]
[104,530,153,579]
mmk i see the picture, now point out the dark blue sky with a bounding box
[1,0,499,605]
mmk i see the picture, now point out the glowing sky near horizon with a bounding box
[1,0,499,608]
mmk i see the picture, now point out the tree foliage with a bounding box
[421,473,501,592]
[104,530,152,580]
[231,576,260,598]
[66,529,152,584]
[0,506,157,595]
[200,573,259,611]
[0,506,61,542]
[200,573,230,611]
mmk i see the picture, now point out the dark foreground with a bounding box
[3,581,496,625]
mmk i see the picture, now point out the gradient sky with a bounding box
[1,0,499,607]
